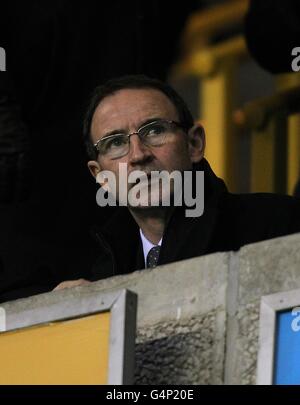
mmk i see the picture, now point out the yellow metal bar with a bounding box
[276,72,300,92]
[183,0,249,51]
[276,73,300,196]
[237,72,300,194]
[0,312,110,385]
[170,0,250,192]
[201,60,237,191]
[173,36,247,78]
[287,114,300,195]
[171,36,248,192]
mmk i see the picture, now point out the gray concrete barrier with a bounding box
[1,232,300,384]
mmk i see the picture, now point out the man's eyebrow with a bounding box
[101,117,165,139]
[101,128,126,139]
[138,117,164,127]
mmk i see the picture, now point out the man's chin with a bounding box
[127,202,161,210]
[127,195,175,210]
[128,204,170,216]
[127,195,169,209]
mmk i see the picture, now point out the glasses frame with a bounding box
[93,119,186,159]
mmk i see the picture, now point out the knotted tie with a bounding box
[146,246,161,268]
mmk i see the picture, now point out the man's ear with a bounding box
[88,160,111,191]
[87,160,101,181]
[187,123,206,163]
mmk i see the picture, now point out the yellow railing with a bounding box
[173,35,248,183]
[181,0,249,53]
[234,82,300,194]
[172,0,300,195]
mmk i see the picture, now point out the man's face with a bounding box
[88,88,204,207]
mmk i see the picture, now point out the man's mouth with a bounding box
[128,170,157,184]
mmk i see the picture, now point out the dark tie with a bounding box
[146,246,161,268]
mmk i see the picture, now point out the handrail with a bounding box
[173,35,247,78]
[234,86,300,130]
[182,0,249,51]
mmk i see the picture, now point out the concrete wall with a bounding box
[1,233,300,384]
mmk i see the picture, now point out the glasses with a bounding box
[94,119,186,159]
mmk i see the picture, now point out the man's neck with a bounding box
[129,207,174,245]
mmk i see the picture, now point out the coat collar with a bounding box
[158,158,227,264]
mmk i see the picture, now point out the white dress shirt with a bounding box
[139,229,162,267]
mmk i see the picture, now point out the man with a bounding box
[54,75,300,290]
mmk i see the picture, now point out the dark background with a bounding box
[0,1,199,301]
[1,0,299,302]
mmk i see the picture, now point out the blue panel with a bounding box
[274,309,300,385]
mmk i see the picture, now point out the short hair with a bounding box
[83,75,194,160]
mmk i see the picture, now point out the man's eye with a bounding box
[145,124,166,137]
[104,136,126,150]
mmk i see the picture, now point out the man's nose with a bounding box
[128,134,152,164]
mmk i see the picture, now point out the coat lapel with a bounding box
[158,203,219,265]
[158,159,225,264]
[96,207,144,275]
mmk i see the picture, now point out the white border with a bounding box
[0,289,137,385]
[257,288,300,385]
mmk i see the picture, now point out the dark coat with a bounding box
[89,159,300,281]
